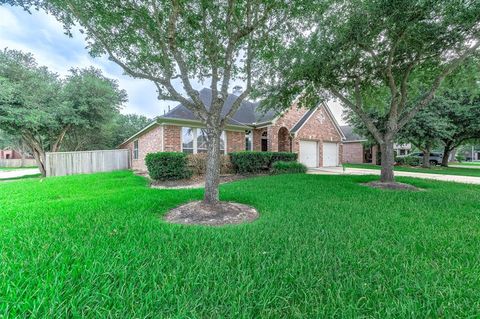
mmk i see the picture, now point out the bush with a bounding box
[230,152,298,174]
[395,156,420,166]
[271,161,307,174]
[145,152,192,181]
[456,154,465,162]
[187,153,234,175]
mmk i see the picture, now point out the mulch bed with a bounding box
[148,174,266,189]
[164,200,259,226]
[362,181,422,191]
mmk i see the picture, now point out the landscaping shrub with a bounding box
[230,151,298,174]
[145,152,192,180]
[271,161,307,174]
[187,153,234,175]
[395,156,420,166]
[456,154,465,162]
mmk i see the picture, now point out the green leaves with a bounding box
[0,49,127,153]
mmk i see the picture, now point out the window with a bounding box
[182,127,226,154]
[261,131,268,152]
[133,140,139,159]
[245,130,253,151]
[182,127,194,153]
[197,129,208,153]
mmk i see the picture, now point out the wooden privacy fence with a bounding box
[0,159,37,168]
[45,149,131,177]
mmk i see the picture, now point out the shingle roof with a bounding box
[160,88,278,126]
[340,125,366,142]
[290,108,316,133]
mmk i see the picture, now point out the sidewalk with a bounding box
[308,167,480,185]
[0,168,40,180]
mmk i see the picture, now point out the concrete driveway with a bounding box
[0,168,40,180]
[309,166,480,185]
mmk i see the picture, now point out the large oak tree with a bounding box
[6,0,294,204]
[259,0,480,183]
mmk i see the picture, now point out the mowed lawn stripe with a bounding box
[1,171,479,318]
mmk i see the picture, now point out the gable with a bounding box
[295,105,344,142]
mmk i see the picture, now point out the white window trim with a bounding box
[246,130,253,151]
[181,127,226,154]
[133,139,139,160]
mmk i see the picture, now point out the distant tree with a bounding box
[436,91,480,166]
[8,0,293,204]
[62,112,151,151]
[259,0,480,183]
[0,49,127,175]
[397,105,453,168]
[111,113,151,147]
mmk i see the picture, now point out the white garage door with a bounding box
[299,140,318,168]
[323,142,338,167]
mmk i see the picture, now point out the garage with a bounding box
[299,140,318,167]
[323,142,339,167]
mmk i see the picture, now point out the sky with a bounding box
[0,5,346,124]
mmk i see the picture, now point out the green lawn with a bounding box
[452,162,480,167]
[1,171,480,317]
[345,163,480,177]
[0,166,37,171]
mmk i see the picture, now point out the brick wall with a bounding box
[342,142,364,163]
[269,103,308,152]
[123,125,163,172]
[293,107,343,166]
[227,131,245,152]
[163,125,181,152]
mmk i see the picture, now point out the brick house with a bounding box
[120,88,346,171]
[0,149,24,160]
[341,125,413,164]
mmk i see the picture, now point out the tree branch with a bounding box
[398,40,480,130]
[330,88,384,144]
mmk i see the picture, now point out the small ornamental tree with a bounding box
[259,0,480,183]
[7,0,293,204]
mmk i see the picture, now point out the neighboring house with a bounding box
[394,143,412,156]
[340,125,368,163]
[119,88,345,171]
[341,125,413,164]
[0,149,24,160]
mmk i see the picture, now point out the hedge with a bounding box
[395,156,421,166]
[145,152,192,181]
[230,151,297,174]
[187,153,234,175]
[271,161,307,174]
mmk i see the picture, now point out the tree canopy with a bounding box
[0,49,127,175]
[6,0,301,203]
[259,0,480,182]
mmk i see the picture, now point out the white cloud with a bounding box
[0,5,346,124]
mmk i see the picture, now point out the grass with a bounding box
[1,171,480,317]
[0,173,42,181]
[0,166,36,171]
[345,163,480,177]
[452,162,480,167]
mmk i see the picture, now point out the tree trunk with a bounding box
[422,146,431,168]
[441,142,452,167]
[32,149,46,177]
[203,127,222,205]
[380,139,395,183]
